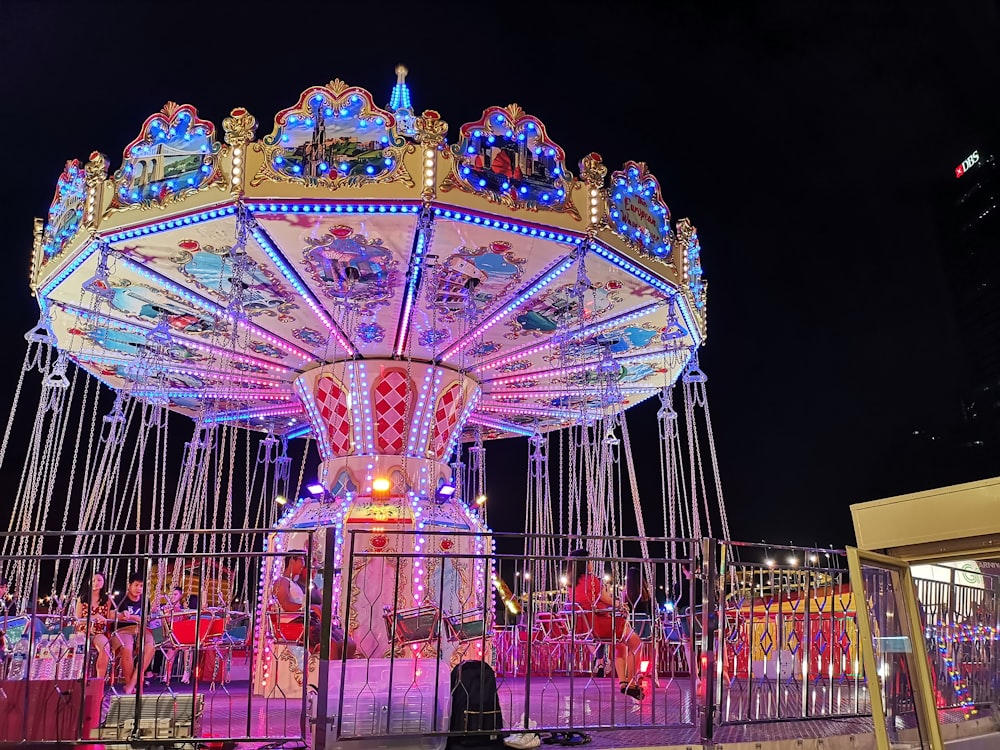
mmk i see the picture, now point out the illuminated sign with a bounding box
[608,161,672,260]
[955,150,980,178]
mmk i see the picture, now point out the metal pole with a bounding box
[190,555,205,738]
[314,526,337,750]
[335,531,358,744]
[699,538,718,746]
[802,567,813,718]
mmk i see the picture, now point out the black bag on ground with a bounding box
[449,660,504,747]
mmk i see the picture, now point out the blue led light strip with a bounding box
[284,425,313,440]
[394,209,433,356]
[39,240,100,301]
[672,294,703,346]
[248,221,355,355]
[110,251,317,363]
[63,353,290,388]
[250,202,420,215]
[104,203,239,245]
[294,376,333,461]
[588,242,675,296]
[466,414,537,438]
[55,301,300,375]
[471,301,665,374]
[41,203,238,300]
[439,255,575,362]
[432,207,585,245]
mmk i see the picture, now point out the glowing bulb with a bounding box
[372,478,391,492]
[475,494,487,506]
[275,495,287,506]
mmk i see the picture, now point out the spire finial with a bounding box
[389,65,415,135]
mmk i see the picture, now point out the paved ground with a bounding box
[85,678,989,749]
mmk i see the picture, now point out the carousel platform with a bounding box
[89,677,992,750]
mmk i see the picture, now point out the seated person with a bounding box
[112,571,155,694]
[568,549,643,700]
[273,551,355,658]
[74,572,114,682]
[0,576,18,618]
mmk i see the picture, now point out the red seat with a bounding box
[170,616,225,647]
[269,613,304,643]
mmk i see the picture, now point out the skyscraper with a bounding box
[940,145,1000,451]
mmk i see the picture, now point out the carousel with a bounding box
[8,66,728,725]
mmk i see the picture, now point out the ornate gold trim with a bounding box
[106,102,223,215]
[223,107,257,149]
[441,103,580,220]
[250,82,413,190]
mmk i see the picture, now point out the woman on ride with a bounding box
[74,572,114,681]
[568,548,644,700]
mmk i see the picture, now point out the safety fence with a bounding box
[0,529,311,748]
[0,530,995,747]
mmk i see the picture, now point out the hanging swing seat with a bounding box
[383,605,440,647]
[444,610,486,642]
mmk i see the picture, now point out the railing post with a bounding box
[315,526,337,750]
[699,537,718,747]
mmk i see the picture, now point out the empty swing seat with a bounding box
[383,606,440,648]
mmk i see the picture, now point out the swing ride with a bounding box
[3,66,764,744]
[5,66,998,750]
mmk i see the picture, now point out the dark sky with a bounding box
[1,1,998,549]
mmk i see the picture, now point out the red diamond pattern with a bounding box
[374,370,412,454]
[315,377,352,456]
[430,383,463,459]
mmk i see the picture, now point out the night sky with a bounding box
[1,2,998,549]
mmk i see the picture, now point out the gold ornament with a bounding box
[415,110,448,147]
[223,107,257,148]
[578,152,607,187]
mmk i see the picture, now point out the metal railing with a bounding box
[0,529,995,748]
[0,529,310,748]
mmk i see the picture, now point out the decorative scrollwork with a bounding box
[108,102,222,212]
[85,151,108,185]
[223,107,257,148]
[578,152,606,187]
[441,103,580,220]
[415,110,448,148]
[250,82,413,190]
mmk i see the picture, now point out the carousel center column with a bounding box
[293,359,484,660]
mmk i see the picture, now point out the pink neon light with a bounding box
[129,389,294,401]
[113,252,316,363]
[56,301,298,374]
[486,348,678,387]
[210,405,304,422]
[477,403,582,420]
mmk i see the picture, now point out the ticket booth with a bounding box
[848,475,1000,750]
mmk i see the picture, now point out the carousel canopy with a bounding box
[30,70,706,443]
